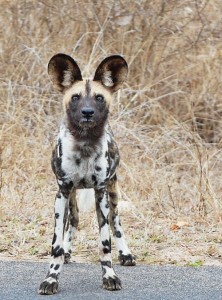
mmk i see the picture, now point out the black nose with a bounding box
[81,107,94,118]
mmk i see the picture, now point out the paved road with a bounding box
[1,260,222,300]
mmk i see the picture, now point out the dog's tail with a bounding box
[77,189,95,212]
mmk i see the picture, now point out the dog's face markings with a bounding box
[85,79,91,96]
[65,80,110,134]
[47,54,128,141]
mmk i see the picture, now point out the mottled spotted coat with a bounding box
[38,54,136,295]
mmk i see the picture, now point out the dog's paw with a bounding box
[103,275,122,291]
[38,279,59,295]
[118,252,136,266]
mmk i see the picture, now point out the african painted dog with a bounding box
[38,54,136,295]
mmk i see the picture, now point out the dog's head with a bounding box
[48,54,128,137]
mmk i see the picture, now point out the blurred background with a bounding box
[1,0,222,266]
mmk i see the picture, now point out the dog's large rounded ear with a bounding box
[93,55,128,92]
[48,54,82,92]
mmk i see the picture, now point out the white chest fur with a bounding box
[57,124,109,189]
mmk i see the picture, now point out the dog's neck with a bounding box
[65,108,109,143]
[63,116,107,153]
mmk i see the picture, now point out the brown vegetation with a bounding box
[1,0,222,266]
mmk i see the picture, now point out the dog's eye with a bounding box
[71,94,80,102]
[96,95,104,102]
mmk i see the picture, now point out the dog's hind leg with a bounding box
[108,174,136,266]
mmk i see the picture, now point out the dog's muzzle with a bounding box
[80,107,95,126]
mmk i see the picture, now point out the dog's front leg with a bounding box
[38,181,73,295]
[95,188,122,291]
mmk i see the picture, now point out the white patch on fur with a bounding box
[54,192,68,238]
[62,69,73,87]
[58,124,76,180]
[57,179,63,185]
[78,189,95,212]
[102,265,117,279]
[64,227,77,254]
[113,214,131,255]
[102,70,114,87]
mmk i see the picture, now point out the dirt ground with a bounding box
[1,0,222,267]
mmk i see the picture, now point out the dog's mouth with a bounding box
[79,117,95,127]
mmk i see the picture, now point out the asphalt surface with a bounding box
[1,260,222,300]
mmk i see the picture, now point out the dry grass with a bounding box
[1,0,222,266]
